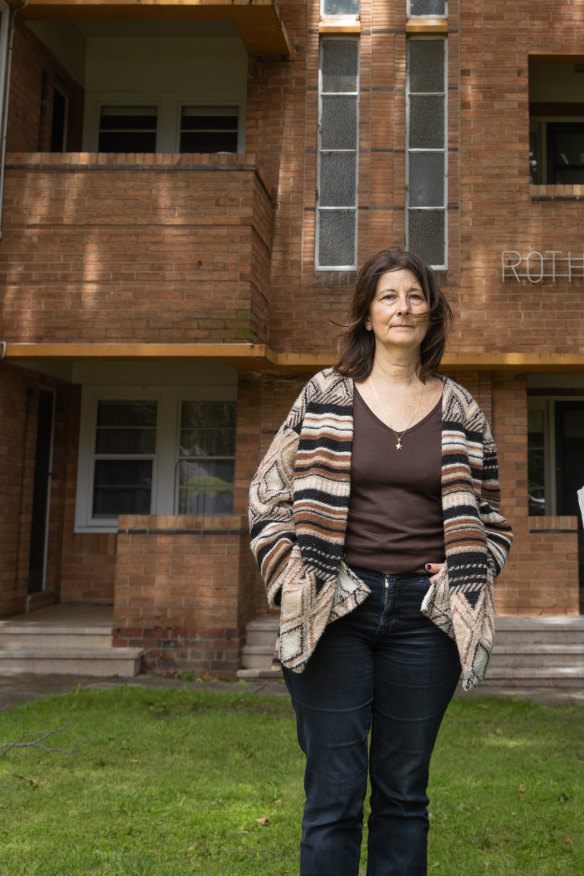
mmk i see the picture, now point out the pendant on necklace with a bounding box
[396,440,402,450]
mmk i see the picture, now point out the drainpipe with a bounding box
[0,0,29,241]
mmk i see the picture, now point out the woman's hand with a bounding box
[424,563,444,583]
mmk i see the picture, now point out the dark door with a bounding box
[28,390,55,594]
[555,402,584,599]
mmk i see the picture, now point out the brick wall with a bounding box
[113,514,254,675]
[0,154,273,345]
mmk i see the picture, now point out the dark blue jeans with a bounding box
[283,568,461,876]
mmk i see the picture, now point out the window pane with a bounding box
[180,402,236,429]
[92,460,152,516]
[409,41,445,93]
[98,106,157,152]
[180,131,237,152]
[318,209,356,266]
[322,0,359,15]
[408,210,445,266]
[178,402,236,514]
[547,123,584,184]
[180,106,238,153]
[319,152,357,206]
[321,95,358,149]
[322,39,359,92]
[95,402,157,454]
[408,152,445,206]
[178,460,234,514]
[409,0,445,15]
[180,429,235,457]
[409,95,444,149]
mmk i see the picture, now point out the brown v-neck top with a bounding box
[343,385,445,575]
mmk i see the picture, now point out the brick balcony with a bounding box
[0,153,274,345]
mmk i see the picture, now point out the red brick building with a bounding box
[1,0,583,674]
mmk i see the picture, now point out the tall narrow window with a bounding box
[317,37,359,270]
[177,402,236,515]
[407,37,447,269]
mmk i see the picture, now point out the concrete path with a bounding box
[0,671,582,712]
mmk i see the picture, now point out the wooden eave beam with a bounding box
[20,0,292,57]
[4,344,584,376]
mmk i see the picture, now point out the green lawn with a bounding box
[0,686,582,875]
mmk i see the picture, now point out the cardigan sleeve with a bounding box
[479,419,514,577]
[248,383,310,609]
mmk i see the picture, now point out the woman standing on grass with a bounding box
[249,249,513,876]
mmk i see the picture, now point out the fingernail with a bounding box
[425,564,432,571]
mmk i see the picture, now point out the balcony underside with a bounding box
[18,0,292,56]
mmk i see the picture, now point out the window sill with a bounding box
[530,184,584,201]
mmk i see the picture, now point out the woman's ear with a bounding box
[364,317,371,331]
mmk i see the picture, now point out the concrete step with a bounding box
[241,644,276,670]
[482,666,584,688]
[0,627,112,650]
[239,615,584,686]
[495,616,584,645]
[245,617,280,648]
[490,644,584,668]
[0,648,144,678]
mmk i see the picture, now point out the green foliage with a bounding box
[0,689,582,875]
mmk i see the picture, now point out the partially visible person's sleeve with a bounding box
[480,419,514,577]
[248,384,310,609]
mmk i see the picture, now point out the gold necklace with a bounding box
[369,376,425,450]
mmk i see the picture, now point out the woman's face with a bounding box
[365,268,430,353]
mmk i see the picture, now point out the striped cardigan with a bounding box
[249,368,513,690]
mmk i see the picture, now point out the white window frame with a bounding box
[75,386,236,532]
[406,35,448,270]
[83,92,246,153]
[316,36,360,271]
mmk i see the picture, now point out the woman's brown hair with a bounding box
[336,250,452,383]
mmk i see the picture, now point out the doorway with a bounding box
[28,390,55,595]
[555,401,584,605]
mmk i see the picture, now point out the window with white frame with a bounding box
[76,388,236,531]
[317,37,359,271]
[98,106,158,152]
[406,37,447,269]
[177,402,236,514]
[92,401,157,518]
[407,0,446,17]
[87,98,243,153]
[179,106,239,153]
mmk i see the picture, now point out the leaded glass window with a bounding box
[406,37,447,268]
[317,38,359,270]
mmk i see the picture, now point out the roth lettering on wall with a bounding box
[502,250,584,283]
